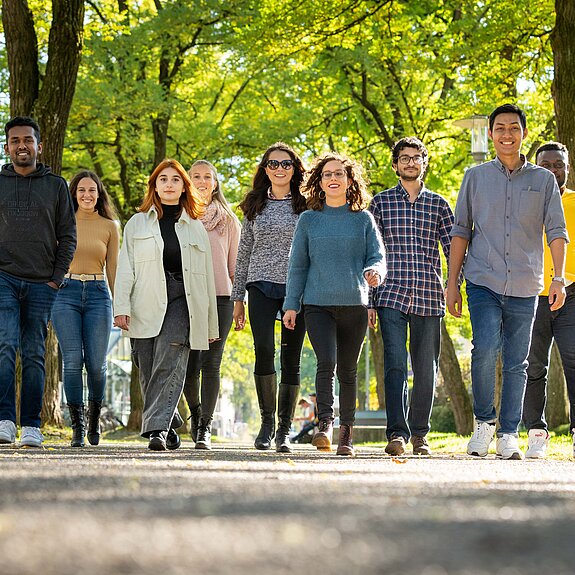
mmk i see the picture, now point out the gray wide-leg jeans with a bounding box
[132,274,189,436]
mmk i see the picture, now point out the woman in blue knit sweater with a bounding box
[283,153,386,456]
[231,142,307,453]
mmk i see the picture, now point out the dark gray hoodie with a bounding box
[0,162,76,285]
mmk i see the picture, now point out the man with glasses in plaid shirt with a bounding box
[368,137,454,456]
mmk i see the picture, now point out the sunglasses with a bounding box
[265,159,294,170]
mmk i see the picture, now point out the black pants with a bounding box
[184,296,234,421]
[247,286,305,383]
[304,305,367,425]
[523,290,575,430]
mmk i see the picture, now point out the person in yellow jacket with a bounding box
[114,159,219,451]
[523,142,575,458]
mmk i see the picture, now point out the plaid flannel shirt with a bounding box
[369,182,453,316]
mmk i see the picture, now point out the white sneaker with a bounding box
[525,429,549,459]
[467,421,496,457]
[20,426,44,447]
[0,420,17,444]
[496,434,524,460]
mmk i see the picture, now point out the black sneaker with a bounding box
[166,428,181,450]
[148,430,167,451]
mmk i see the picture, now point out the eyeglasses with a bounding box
[397,155,425,165]
[321,170,347,180]
[265,159,294,170]
[539,161,566,170]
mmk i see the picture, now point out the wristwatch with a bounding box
[552,276,566,285]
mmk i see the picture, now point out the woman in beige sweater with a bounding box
[52,171,119,447]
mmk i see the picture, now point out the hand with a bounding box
[233,301,246,331]
[364,269,381,287]
[283,310,297,330]
[548,281,566,311]
[446,284,463,318]
[47,281,59,290]
[208,338,221,344]
[367,308,377,329]
[114,315,130,330]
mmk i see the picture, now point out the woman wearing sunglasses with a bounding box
[231,142,307,452]
[283,153,386,456]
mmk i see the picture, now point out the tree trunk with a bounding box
[41,326,64,427]
[545,342,569,428]
[369,327,385,409]
[438,320,474,435]
[552,0,575,187]
[3,0,85,427]
[126,363,143,431]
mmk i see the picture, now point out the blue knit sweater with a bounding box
[283,204,386,312]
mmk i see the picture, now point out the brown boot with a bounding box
[312,418,333,451]
[385,435,406,456]
[336,424,355,456]
[411,435,431,455]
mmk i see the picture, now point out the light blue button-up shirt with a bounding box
[451,155,569,297]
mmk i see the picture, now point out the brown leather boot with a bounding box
[312,418,333,451]
[336,424,355,456]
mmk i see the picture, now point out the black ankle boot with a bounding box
[68,403,85,448]
[188,404,201,442]
[254,373,277,450]
[275,384,300,453]
[195,418,212,450]
[87,400,102,446]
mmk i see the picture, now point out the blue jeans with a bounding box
[523,289,575,431]
[51,278,112,405]
[377,307,440,441]
[0,271,58,427]
[466,281,537,436]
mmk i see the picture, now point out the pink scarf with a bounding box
[201,201,228,235]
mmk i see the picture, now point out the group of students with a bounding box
[0,104,573,460]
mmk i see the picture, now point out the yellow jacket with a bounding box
[541,188,575,295]
[114,206,219,348]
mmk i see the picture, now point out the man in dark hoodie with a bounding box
[0,116,76,447]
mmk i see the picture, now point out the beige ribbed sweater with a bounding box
[68,210,120,295]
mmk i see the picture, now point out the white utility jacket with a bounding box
[114,206,219,349]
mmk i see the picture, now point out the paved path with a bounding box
[1,441,574,575]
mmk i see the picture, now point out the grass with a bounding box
[362,430,574,461]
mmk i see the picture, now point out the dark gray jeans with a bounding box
[132,274,189,436]
[523,289,575,431]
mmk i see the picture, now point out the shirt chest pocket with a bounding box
[182,241,207,274]
[518,188,543,218]
[133,235,158,262]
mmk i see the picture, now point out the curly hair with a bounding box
[304,152,371,212]
[239,142,307,220]
[69,170,118,221]
[139,158,203,220]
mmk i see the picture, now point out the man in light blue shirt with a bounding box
[446,103,568,460]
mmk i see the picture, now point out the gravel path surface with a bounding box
[1,441,574,575]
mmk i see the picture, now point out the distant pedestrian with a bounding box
[522,142,575,459]
[283,152,385,456]
[369,137,454,456]
[446,104,568,460]
[114,159,218,451]
[231,142,307,453]
[52,171,119,447]
[0,116,76,448]
[183,160,240,450]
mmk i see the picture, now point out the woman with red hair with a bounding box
[114,159,219,451]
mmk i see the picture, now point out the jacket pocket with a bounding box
[133,235,157,262]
